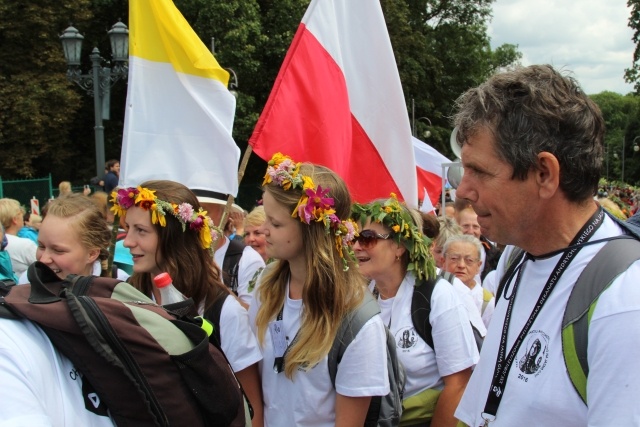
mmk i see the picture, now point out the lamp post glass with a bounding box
[59,21,129,177]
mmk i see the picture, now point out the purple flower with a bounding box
[303,186,334,221]
[189,215,204,231]
[118,187,138,209]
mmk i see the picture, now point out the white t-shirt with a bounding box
[5,234,37,276]
[482,269,498,296]
[248,282,389,427]
[214,238,266,307]
[440,268,488,338]
[455,216,640,426]
[369,273,479,397]
[18,261,130,285]
[0,318,115,427]
[455,278,495,329]
[218,295,263,372]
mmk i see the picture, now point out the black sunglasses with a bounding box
[355,229,391,249]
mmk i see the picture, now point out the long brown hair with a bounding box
[255,164,366,378]
[127,180,228,310]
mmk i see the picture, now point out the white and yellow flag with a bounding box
[120,0,240,197]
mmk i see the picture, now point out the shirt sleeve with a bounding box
[236,247,266,307]
[219,296,263,372]
[430,279,479,377]
[335,315,390,397]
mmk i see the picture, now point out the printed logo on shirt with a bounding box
[515,330,549,381]
[395,327,418,351]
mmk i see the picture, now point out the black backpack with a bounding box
[222,239,245,294]
[411,272,484,352]
[0,262,246,427]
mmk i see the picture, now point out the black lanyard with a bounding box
[481,207,605,425]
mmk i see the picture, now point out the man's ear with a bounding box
[535,152,560,199]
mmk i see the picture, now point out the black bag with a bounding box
[0,262,246,427]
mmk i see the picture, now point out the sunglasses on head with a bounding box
[355,229,391,249]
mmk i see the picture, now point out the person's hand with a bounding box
[83,186,91,196]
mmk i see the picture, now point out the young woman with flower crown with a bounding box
[351,195,479,427]
[111,180,264,427]
[248,154,389,427]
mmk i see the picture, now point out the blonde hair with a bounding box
[43,194,111,273]
[255,164,366,378]
[58,181,72,196]
[0,198,24,229]
[243,206,266,229]
[434,216,462,248]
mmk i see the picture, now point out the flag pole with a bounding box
[212,144,254,250]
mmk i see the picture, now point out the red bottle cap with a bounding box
[153,272,172,288]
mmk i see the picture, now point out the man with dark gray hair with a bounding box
[453,65,640,426]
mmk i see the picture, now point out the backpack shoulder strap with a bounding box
[222,240,245,293]
[411,275,438,350]
[496,247,525,302]
[204,294,229,347]
[327,292,380,387]
[438,270,455,285]
[562,237,640,405]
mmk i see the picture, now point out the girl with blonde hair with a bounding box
[249,154,389,426]
[18,193,129,283]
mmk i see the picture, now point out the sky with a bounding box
[489,0,636,95]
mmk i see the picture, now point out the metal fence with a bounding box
[0,175,53,213]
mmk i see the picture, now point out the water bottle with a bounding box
[153,272,186,305]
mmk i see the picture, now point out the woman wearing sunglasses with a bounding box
[352,195,479,427]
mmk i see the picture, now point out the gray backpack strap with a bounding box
[328,291,380,387]
[562,236,640,404]
[438,270,455,285]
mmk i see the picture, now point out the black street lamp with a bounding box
[59,21,129,177]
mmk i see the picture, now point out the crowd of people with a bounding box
[1,63,640,426]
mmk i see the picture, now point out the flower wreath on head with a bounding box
[110,186,221,250]
[351,193,435,281]
[262,153,359,271]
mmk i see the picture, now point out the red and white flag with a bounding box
[413,137,451,206]
[249,0,417,206]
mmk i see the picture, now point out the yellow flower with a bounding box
[302,176,315,190]
[392,225,401,233]
[150,204,166,227]
[200,222,212,249]
[292,195,309,219]
[110,204,126,218]
[135,186,156,205]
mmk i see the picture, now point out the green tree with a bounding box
[0,0,522,203]
[0,1,93,178]
[626,0,640,93]
[390,0,522,157]
[590,91,640,185]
